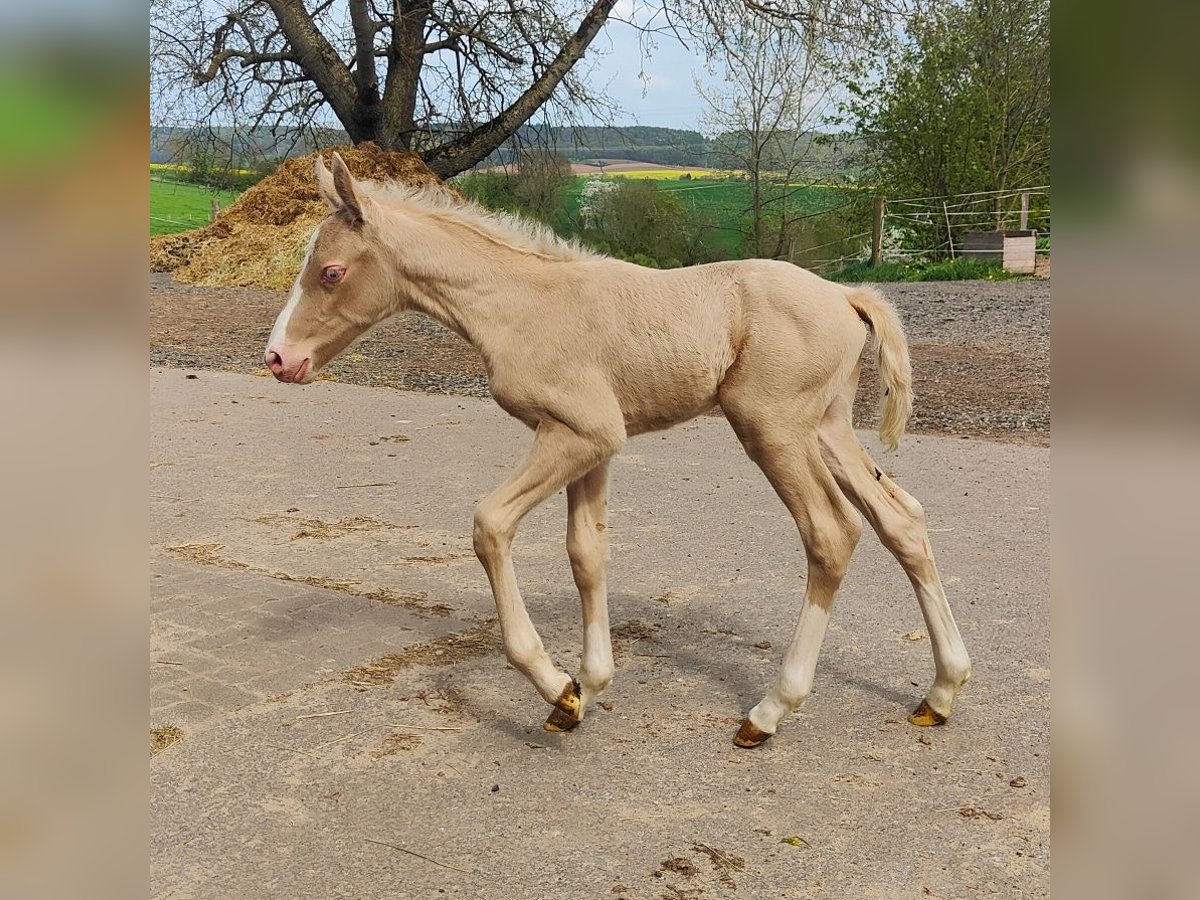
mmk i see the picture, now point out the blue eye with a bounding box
[321,265,346,284]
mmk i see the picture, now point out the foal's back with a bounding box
[547,257,866,436]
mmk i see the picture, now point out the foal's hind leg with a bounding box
[818,397,972,724]
[724,407,863,748]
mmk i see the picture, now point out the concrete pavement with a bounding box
[151,367,1049,899]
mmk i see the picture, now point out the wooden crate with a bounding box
[961,230,1037,274]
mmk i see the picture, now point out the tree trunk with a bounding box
[380,0,429,151]
[348,0,383,143]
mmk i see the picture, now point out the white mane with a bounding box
[361,180,596,262]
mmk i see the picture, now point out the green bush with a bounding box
[829,257,1021,283]
[180,149,264,191]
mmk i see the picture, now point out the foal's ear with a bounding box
[314,154,341,212]
[329,152,366,226]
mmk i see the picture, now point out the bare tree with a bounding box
[696,6,839,259]
[150,0,923,179]
[151,0,621,178]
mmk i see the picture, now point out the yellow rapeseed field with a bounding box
[600,168,727,179]
[150,162,257,177]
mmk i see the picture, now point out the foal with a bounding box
[264,153,972,746]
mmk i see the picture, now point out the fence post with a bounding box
[1020,191,1030,231]
[871,196,885,267]
[210,197,220,223]
[943,201,955,259]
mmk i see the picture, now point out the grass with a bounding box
[151,177,242,235]
[563,175,851,258]
[151,161,257,177]
[148,166,1025,284]
[828,257,1023,283]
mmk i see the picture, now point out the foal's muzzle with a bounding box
[264,347,311,383]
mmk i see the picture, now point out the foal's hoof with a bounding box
[542,680,582,733]
[908,699,948,727]
[733,719,772,749]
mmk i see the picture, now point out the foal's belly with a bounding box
[613,358,725,436]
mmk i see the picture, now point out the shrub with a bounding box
[829,257,1021,283]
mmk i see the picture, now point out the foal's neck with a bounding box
[388,207,563,359]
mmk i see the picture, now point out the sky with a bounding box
[146,0,770,135]
[579,9,725,131]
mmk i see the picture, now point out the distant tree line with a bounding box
[151,123,855,174]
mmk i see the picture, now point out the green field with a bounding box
[150,177,242,236]
[147,171,848,255]
[563,176,851,257]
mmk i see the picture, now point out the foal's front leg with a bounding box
[549,462,614,731]
[473,421,620,730]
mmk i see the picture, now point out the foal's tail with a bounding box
[845,286,913,451]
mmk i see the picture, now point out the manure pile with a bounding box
[150,143,443,290]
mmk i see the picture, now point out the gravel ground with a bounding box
[150,272,1049,445]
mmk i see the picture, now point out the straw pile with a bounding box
[150,143,444,290]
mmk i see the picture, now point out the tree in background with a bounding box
[151,0,928,179]
[510,149,574,229]
[582,180,691,267]
[696,4,848,261]
[151,0,619,178]
[845,0,1050,250]
[454,149,572,231]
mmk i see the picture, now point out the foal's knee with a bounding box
[473,501,511,561]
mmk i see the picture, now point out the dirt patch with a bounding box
[151,724,183,757]
[163,542,249,570]
[343,621,498,686]
[163,542,453,615]
[389,552,475,567]
[959,805,1005,821]
[252,513,413,541]
[150,143,446,290]
[372,732,422,757]
[654,857,699,878]
[690,843,745,889]
[612,619,662,658]
[356,587,450,615]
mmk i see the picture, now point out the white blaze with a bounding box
[266,226,322,353]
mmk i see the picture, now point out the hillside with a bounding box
[151,124,860,174]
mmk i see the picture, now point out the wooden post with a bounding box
[1020,191,1030,231]
[871,196,885,267]
[210,197,220,223]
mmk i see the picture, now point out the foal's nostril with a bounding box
[266,350,284,373]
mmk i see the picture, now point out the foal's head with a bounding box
[264,153,398,383]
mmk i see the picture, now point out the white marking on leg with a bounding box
[909,569,972,715]
[749,600,832,733]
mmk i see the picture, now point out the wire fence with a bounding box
[804,185,1049,274]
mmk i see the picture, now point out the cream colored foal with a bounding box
[264,153,972,746]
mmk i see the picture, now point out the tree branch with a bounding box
[420,0,618,177]
[262,0,359,132]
